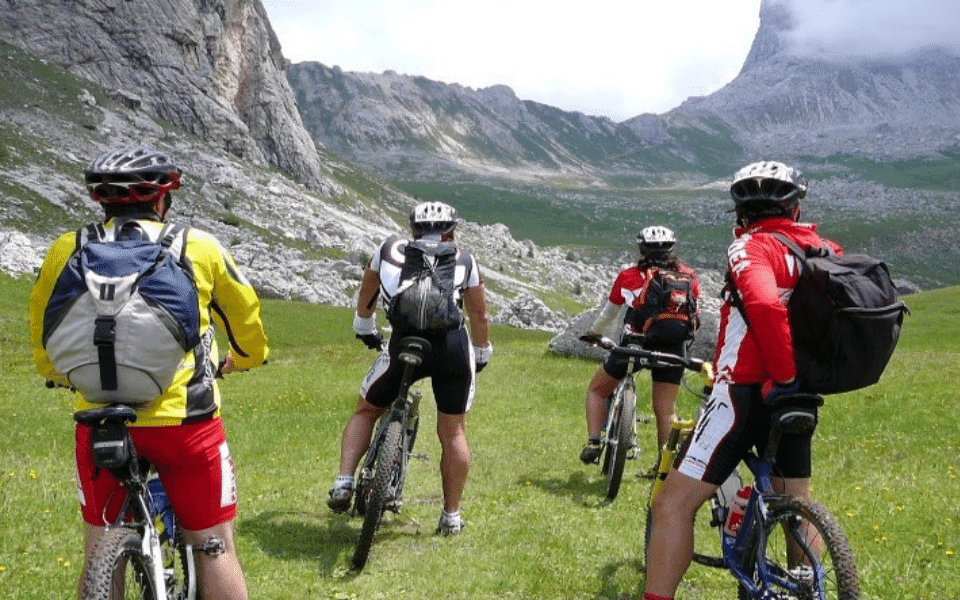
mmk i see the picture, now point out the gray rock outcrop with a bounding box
[0,0,332,193]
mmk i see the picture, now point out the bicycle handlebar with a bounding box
[583,335,712,377]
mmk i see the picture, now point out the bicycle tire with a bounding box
[80,527,158,600]
[605,383,636,500]
[352,419,403,570]
[737,497,860,600]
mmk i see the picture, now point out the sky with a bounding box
[261,0,762,122]
[261,0,960,123]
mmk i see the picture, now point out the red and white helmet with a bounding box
[84,146,181,204]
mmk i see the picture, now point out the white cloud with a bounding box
[775,0,960,60]
[262,0,761,121]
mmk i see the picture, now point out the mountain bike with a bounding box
[350,336,430,570]
[73,403,221,600]
[643,393,861,599]
[583,335,710,500]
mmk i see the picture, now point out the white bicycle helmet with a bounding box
[84,146,181,204]
[637,225,676,255]
[730,160,807,205]
[410,201,458,237]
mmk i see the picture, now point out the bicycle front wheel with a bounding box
[81,527,158,600]
[605,383,636,500]
[738,497,860,600]
[352,420,403,570]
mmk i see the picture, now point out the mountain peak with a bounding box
[739,0,795,73]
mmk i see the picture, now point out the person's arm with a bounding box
[198,233,269,371]
[462,283,490,348]
[731,243,795,385]
[353,267,384,348]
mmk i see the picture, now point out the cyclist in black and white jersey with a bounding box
[326,201,492,535]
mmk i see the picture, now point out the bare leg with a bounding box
[338,397,388,476]
[644,470,717,598]
[774,476,820,566]
[585,367,618,438]
[651,381,680,449]
[436,412,470,513]
[183,520,247,600]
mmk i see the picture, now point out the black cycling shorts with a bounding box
[678,382,815,485]
[602,338,686,385]
[360,327,474,415]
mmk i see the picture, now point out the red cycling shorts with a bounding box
[75,417,238,531]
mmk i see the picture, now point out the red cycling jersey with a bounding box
[714,217,843,387]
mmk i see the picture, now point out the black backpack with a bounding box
[386,239,464,334]
[727,233,908,395]
[627,267,698,345]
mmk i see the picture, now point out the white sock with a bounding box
[335,475,354,488]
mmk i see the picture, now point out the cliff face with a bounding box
[0,0,331,193]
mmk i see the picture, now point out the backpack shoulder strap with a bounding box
[770,232,831,260]
[75,222,106,250]
[158,223,189,261]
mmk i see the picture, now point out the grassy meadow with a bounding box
[0,272,957,599]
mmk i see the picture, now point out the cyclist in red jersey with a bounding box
[579,226,701,470]
[642,161,842,600]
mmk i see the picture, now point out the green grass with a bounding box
[1,272,958,599]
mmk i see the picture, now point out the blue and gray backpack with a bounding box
[42,220,201,404]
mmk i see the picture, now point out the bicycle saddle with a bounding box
[397,336,432,366]
[73,404,138,426]
[770,394,823,435]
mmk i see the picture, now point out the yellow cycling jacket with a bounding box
[29,219,269,426]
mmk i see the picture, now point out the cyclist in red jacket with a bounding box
[643,161,842,600]
[579,226,700,470]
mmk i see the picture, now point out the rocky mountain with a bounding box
[0,1,614,334]
[288,1,960,182]
[661,1,960,161]
[0,0,954,359]
[0,0,331,193]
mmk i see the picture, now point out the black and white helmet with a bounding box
[84,146,181,204]
[410,201,458,237]
[730,160,807,206]
[637,225,676,255]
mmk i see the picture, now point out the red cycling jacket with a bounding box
[714,217,843,387]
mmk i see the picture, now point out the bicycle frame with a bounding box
[723,398,829,598]
[75,404,197,600]
[355,340,425,514]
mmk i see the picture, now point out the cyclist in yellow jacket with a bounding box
[29,146,268,600]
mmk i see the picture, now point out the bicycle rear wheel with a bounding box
[605,383,636,500]
[738,497,860,600]
[352,420,403,570]
[160,526,193,600]
[81,527,158,600]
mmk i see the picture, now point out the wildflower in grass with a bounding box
[29,469,37,479]
[0,565,7,572]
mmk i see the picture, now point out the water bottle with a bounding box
[147,473,176,536]
[723,485,752,541]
